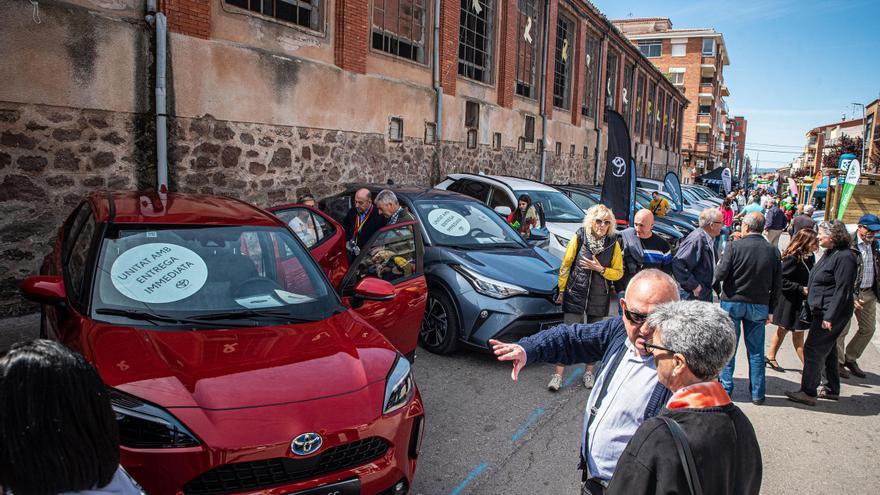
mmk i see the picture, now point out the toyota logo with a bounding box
[611,156,627,177]
[291,433,323,456]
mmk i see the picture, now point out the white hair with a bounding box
[374,189,399,207]
[647,301,736,380]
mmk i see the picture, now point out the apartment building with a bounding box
[803,118,865,173]
[726,116,747,176]
[612,17,730,183]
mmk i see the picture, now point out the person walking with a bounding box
[507,194,540,236]
[673,208,724,302]
[618,209,673,290]
[714,212,782,404]
[491,270,680,494]
[374,189,415,225]
[719,198,735,253]
[786,220,858,406]
[548,204,623,391]
[766,228,818,371]
[763,198,787,248]
[789,204,816,237]
[836,214,880,379]
[605,301,762,495]
[735,195,764,219]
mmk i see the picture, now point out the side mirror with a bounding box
[528,227,550,241]
[20,276,66,304]
[494,206,512,217]
[353,277,396,301]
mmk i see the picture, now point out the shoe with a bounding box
[583,371,595,389]
[548,374,563,391]
[818,388,840,400]
[785,390,817,406]
[844,361,867,378]
[765,357,785,372]
[752,398,766,405]
[838,363,851,379]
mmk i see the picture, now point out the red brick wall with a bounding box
[497,0,517,108]
[439,0,460,95]
[161,0,210,39]
[335,0,368,74]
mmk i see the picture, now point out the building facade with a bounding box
[726,116,747,176]
[612,17,729,183]
[0,0,686,316]
[865,98,879,170]
[803,118,865,173]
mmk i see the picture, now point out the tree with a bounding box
[870,145,880,173]
[822,135,863,169]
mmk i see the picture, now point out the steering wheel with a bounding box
[232,277,283,300]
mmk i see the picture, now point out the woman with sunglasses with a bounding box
[606,300,762,495]
[549,204,623,391]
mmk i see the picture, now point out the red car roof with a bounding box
[90,191,282,227]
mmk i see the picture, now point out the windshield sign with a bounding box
[515,190,584,223]
[416,201,527,248]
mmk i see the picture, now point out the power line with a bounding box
[743,148,803,154]
[744,141,803,149]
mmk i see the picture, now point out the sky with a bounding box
[593,0,879,170]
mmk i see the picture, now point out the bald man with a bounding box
[617,209,674,293]
[343,188,386,256]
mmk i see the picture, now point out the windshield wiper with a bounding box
[186,309,320,323]
[95,308,256,328]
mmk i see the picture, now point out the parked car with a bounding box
[318,186,563,354]
[434,173,584,259]
[20,192,426,495]
[635,189,699,230]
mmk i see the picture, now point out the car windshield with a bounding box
[514,190,584,223]
[414,200,527,249]
[92,225,340,326]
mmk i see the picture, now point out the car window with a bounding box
[313,213,335,240]
[568,191,597,210]
[487,186,513,210]
[65,209,97,306]
[448,179,490,203]
[638,181,659,191]
[274,208,325,248]
[353,225,418,284]
[414,200,527,249]
[63,202,90,263]
[92,225,339,324]
[514,190,584,223]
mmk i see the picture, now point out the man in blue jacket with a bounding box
[490,269,679,495]
[672,208,723,301]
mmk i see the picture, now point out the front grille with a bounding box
[183,437,390,495]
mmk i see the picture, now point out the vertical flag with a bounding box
[807,170,823,205]
[721,168,732,194]
[601,109,635,228]
[663,171,684,212]
[837,159,861,220]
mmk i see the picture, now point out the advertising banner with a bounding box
[721,168,732,194]
[663,171,684,212]
[600,109,634,227]
[837,159,861,220]
[807,170,823,205]
[788,177,798,197]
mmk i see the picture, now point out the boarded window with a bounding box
[515,0,542,98]
[459,0,495,83]
[524,115,535,142]
[372,0,428,63]
[465,101,480,128]
[581,33,600,119]
[552,13,575,109]
[226,0,322,31]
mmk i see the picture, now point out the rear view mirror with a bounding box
[20,276,66,304]
[528,227,549,241]
[353,277,396,301]
[494,206,511,217]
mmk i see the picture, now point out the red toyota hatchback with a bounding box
[20,192,427,495]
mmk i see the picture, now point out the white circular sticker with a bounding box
[110,243,208,304]
[427,209,470,237]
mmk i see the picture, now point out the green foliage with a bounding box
[822,135,863,169]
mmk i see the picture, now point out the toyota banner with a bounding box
[600,109,635,228]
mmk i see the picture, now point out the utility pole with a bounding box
[852,102,867,166]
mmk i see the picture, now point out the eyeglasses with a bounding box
[595,219,613,226]
[643,340,676,355]
[623,307,649,325]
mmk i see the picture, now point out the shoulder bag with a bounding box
[658,416,703,495]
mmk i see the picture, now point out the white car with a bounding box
[434,174,585,259]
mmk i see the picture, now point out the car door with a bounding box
[338,220,427,358]
[55,202,100,349]
[269,205,348,287]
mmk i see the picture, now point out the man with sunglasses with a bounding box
[490,269,679,495]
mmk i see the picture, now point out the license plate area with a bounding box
[287,478,360,495]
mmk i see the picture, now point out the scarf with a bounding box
[584,229,608,255]
[666,381,731,409]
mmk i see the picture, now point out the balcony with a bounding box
[720,100,729,114]
[721,85,730,97]
[700,64,716,76]
[698,92,714,103]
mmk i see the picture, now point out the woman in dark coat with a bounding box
[766,228,817,370]
[786,220,858,406]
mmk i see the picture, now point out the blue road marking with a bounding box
[561,366,585,388]
[511,407,546,442]
[450,463,489,495]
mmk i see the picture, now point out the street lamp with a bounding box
[853,102,867,166]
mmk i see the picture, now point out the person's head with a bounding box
[782,228,818,259]
[750,195,760,205]
[651,191,660,200]
[816,220,851,249]
[374,189,401,219]
[354,188,373,214]
[722,198,731,210]
[857,214,880,243]
[0,340,119,495]
[517,194,532,212]
[698,207,724,238]
[584,204,616,239]
[297,194,316,207]
[644,301,736,391]
[741,211,765,235]
[620,269,680,356]
[803,204,815,216]
[796,204,804,215]
[633,209,654,239]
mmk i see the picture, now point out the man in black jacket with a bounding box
[714,212,782,404]
[342,188,386,257]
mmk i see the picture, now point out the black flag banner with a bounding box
[600,109,635,227]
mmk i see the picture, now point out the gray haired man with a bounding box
[375,189,415,225]
[672,208,723,302]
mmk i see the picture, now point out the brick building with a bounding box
[612,17,729,183]
[0,0,686,316]
[865,98,880,170]
[723,115,747,177]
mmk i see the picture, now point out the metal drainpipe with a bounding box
[592,32,606,185]
[146,0,168,193]
[538,0,551,182]
[432,0,443,183]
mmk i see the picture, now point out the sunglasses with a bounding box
[595,219,613,226]
[643,340,676,355]
[623,307,649,325]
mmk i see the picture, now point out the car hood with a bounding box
[83,311,397,410]
[440,246,560,293]
[545,221,581,240]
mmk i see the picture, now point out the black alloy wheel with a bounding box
[419,290,459,354]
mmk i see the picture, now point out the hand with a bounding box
[855,299,864,311]
[822,320,832,330]
[578,255,604,272]
[555,293,563,305]
[767,314,773,324]
[802,287,808,296]
[693,285,702,297]
[489,339,527,381]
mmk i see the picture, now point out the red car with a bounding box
[20,192,427,495]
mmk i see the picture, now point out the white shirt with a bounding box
[858,235,874,289]
[583,337,659,481]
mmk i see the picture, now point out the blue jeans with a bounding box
[719,301,769,401]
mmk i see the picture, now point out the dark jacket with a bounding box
[672,228,716,301]
[605,404,762,495]
[713,233,782,310]
[617,229,673,291]
[343,205,387,249]
[807,245,858,324]
[789,214,816,236]
[773,254,815,329]
[562,229,618,316]
[853,235,880,298]
[765,206,787,231]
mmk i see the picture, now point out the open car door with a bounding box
[339,220,427,359]
[267,204,348,287]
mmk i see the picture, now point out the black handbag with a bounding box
[798,300,813,326]
[659,416,703,495]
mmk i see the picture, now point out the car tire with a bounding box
[419,290,459,354]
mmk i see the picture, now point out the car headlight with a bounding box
[110,389,200,448]
[452,265,528,299]
[554,234,570,248]
[384,354,414,415]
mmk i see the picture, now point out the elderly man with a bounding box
[491,269,679,494]
[374,189,415,225]
[836,214,880,378]
[714,212,782,404]
[618,209,673,293]
[763,198,787,248]
[343,188,386,256]
[673,208,723,301]
[789,204,816,237]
